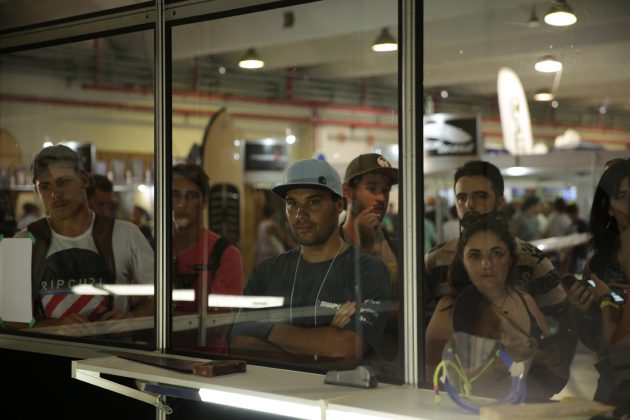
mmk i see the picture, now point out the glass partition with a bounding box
[0,31,155,348]
[169,0,402,383]
[423,0,630,404]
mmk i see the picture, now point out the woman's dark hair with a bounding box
[172,162,210,199]
[588,159,630,276]
[447,212,519,298]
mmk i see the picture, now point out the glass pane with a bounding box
[0,31,155,348]
[0,1,150,32]
[170,0,401,383]
[423,0,630,405]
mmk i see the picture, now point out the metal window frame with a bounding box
[0,0,420,387]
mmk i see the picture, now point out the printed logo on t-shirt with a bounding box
[38,248,114,320]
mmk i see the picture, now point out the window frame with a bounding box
[0,0,421,387]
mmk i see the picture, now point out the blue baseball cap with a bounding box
[272,159,342,199]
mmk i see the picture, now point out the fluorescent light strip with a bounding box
[70,285,282,308]
[172,290,194,301]
[70,284,192,300]
[104,284,154,295]
[208,295,284,308]
[71,284,110,295]
[198,388,321,419]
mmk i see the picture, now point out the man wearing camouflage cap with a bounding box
[341,153,399,363]
[341,153,398,283]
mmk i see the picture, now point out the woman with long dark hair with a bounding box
[585,158,630,287]
[580,158,630,405]
[425,212,574,401]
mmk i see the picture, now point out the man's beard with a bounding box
[291,211,338,247]
[291,224,335,247]
[350,190,383,222]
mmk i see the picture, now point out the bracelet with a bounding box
[600,300,620,311]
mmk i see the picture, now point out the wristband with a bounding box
[600,300,620,311]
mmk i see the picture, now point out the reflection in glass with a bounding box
[170,0,400,382]
[171,163,243,354]
[229,159,391,372]
[424,0,630,402]
[0,32,155,347]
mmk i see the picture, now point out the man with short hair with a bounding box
[341,153,399,362]
[171,162,242,354]
[230,159,391,366]
[13,144,154,334]
[87,173,117,218]
[341,153,398,278]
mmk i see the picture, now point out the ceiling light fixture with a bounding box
[544,0,577,26]
[533,89,554,101]
[535,55,562,72]
[371,28,398,52]
[527,5,541,28]
[238,48,265,69]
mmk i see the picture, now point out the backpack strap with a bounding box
[91,214,116,281]
[190,235,231,283]
[27,214,117,315]
[28,218,51,279]
[28,215,116,280]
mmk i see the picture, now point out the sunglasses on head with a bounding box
[459,212,508,234]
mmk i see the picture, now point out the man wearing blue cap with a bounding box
[230,159,391,366]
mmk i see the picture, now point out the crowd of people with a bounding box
[1,144,628,412]
[425,159,630,409]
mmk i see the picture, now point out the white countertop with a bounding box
[72,354,476,419]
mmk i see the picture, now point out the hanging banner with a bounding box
[423,113,480,157]
[497,67,534,155]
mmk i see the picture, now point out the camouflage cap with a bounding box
[344,153,398,184]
